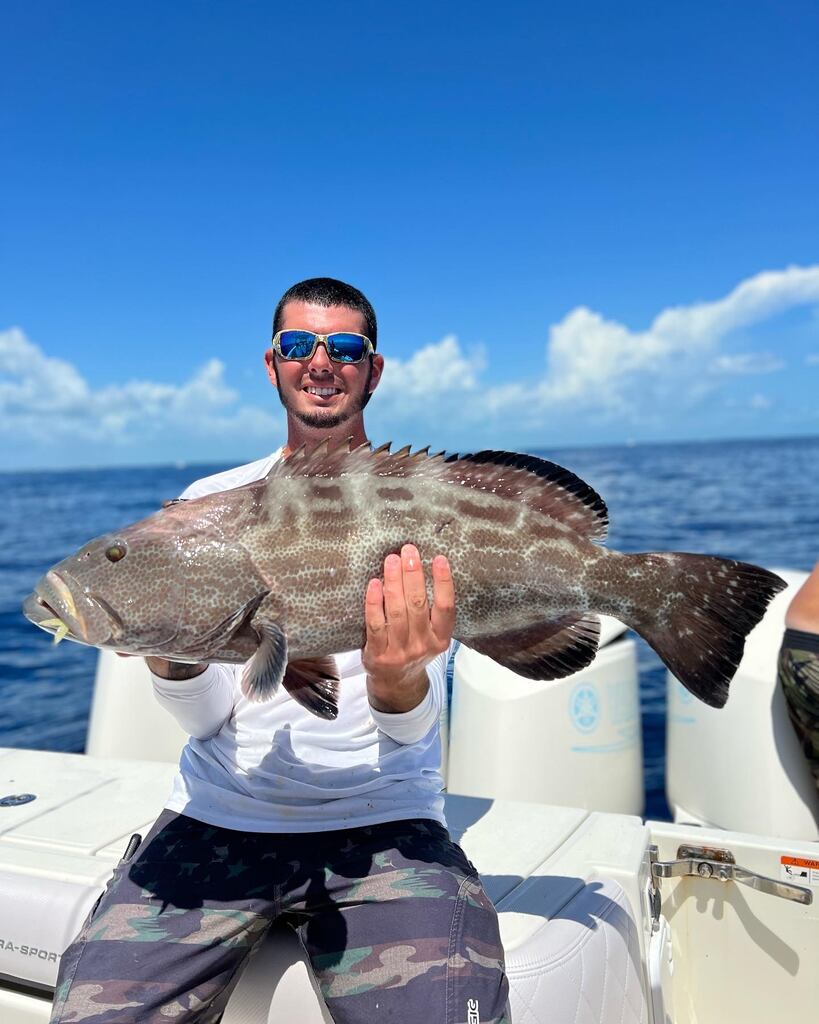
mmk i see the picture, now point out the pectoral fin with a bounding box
[283,658,340,720]
[240,615,341,718]
[241,621,288,701]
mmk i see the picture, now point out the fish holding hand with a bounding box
[23,442,786,719]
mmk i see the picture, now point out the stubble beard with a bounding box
[276,361,374,430]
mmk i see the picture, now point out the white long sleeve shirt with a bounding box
[151,451,449,833]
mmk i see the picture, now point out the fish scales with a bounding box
[242,473,583,658]
[23,442,786,716]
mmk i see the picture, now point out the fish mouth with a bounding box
[23,571,115,647]
[22,590,83,646]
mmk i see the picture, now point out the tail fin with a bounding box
[630,554,786,708]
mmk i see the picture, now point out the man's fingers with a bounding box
[430,555,456,642]
[366,549,453,663]
[382,552,409,644]
[401,544,429,621]
[364,578,388,655]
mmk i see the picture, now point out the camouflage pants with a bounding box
[779,627,819,791]
[50,812,509,1024]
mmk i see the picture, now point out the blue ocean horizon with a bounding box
[3,434,818,820]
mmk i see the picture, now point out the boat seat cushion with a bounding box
[223,874,649,1023]
[503,876,647,1024]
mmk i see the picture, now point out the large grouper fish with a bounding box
[23,442,785,719]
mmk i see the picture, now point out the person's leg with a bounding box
[785,562,819,634]
[282,819,509,1024]
[779,563,819,792]
[779,629,819,792]
[51,811,279,1024]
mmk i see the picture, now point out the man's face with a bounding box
[265,300,383,430]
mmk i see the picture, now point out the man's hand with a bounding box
[363,544,455,714]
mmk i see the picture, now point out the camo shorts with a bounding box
[50,812,509,1024]
[779,627,819,791]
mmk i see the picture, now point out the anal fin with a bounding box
[466,615,601,680]
[283,658,340,720]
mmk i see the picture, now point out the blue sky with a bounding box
[2,1,819,469]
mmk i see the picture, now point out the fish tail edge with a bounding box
[630,554,786,708]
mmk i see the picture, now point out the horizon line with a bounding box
[3,430,819,476]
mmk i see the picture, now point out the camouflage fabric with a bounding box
[50,812,509,1024]
[779,628,819,791]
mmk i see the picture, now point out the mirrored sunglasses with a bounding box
[271,330,374,364]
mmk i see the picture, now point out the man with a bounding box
[50,278,510,1024]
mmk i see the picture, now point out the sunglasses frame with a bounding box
[271,329,375,364]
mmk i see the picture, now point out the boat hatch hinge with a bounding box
[650,844,812,906]
[646,845,663,932]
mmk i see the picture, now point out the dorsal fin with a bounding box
[452,450,608,540]
[266,440,608,540]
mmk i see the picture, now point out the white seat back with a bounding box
[85,650,189,762]
[447,622,644,815]
[666,569,819,841]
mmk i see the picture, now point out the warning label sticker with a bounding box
[780,856,819,887]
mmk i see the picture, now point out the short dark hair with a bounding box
[272,277,378,349]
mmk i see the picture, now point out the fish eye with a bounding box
[105,542,127,563]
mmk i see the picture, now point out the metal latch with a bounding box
[646,845,663,932]
[651,844,812,906]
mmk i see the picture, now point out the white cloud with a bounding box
[369,265,819,446]
[531,265,819,407]
[0,327,281,449]
[0,327,90,414]
[91,358,237,426]
[367,335,491,445]
[7,262,819,463]
[377,335,485,401]
[371,336,488,439]
[710,352,785,375]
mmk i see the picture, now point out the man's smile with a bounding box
[304,385,343,398]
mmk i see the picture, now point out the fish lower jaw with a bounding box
[29,584,114,648]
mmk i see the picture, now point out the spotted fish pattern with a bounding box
[50,812,509,1024]
[779,628,819,791]
[26,442,785,711]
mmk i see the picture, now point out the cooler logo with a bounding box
[570,683,600,733]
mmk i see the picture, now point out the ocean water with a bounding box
[2,436,818,820]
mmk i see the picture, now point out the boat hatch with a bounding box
[648,842,813,930]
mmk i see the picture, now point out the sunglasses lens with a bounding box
[328,334,367,362]
[277,331,316,359]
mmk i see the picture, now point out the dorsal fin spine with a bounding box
[268,442,608,540]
